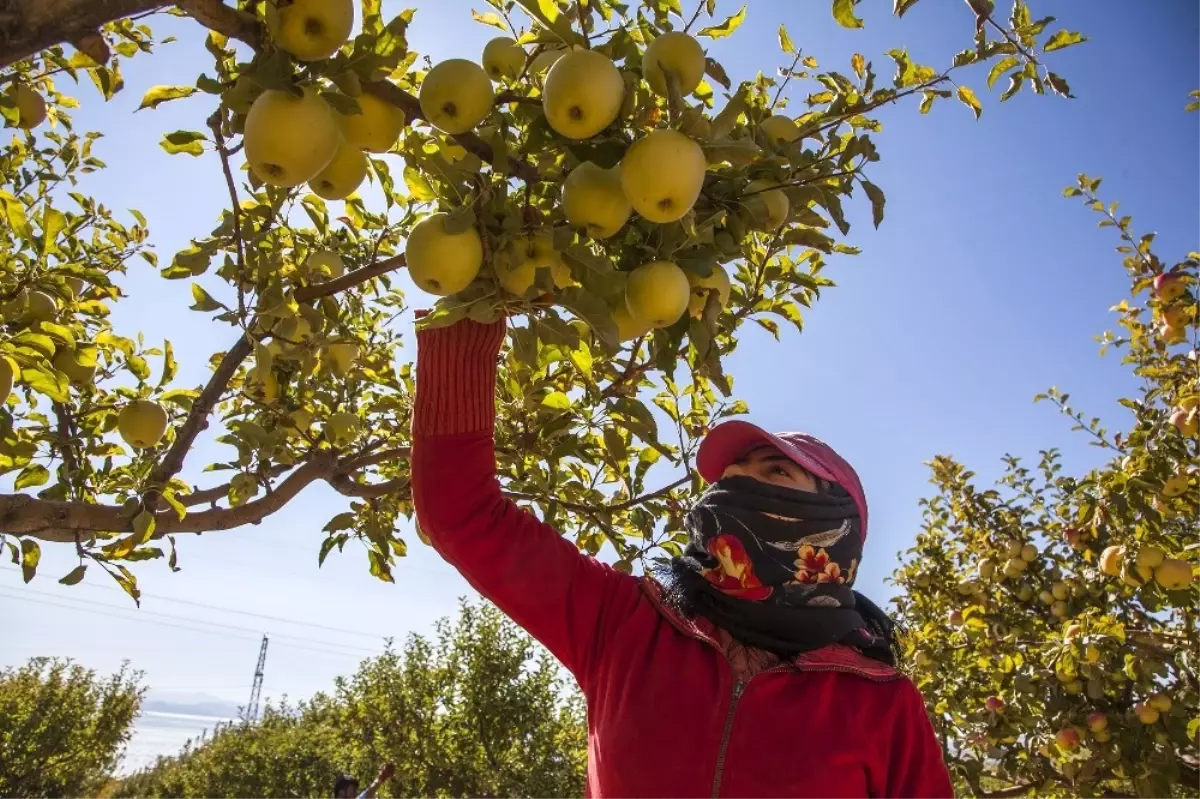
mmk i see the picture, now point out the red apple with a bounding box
[1087,712,1108,732]
[1055,727,1081,751]
[1154,272,1187,302]
[985,696,1005,713]
[1171,408,1199,437]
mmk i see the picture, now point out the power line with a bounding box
[0,587,380,658]
[0,564,383,640]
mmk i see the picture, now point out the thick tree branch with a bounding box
[0,0,165,69]
[145,333,253,501]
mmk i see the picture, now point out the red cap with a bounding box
[696,420,869,542]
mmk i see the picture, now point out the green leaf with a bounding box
[323,512,356,532]
[986,57,1020,90]
[513,0,581,45]
[861,180,885,228]
[542,391,571,410]
[1045,71,1074,99]
[318,536,339,566]
[403,166,435,201]
[58,564,88,585]
[159,340,177,387]
[832,0,864,29]
[1043,30,1086,52]
[20,539,40,583]
[137,85,197,111]
[698,5,746,38]
[778,24,794,54]
[21,366,69,402]
[956,85,983,119]
[132,511,156,546]
[160,130,206,156]
[40,207,66,255]
[14,464,50,490]
[471,9,507,30]
[189,283,226,312]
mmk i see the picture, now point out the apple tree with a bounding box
[0,0,1085,599]
[892,173,1199,796]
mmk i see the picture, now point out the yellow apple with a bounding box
[642,31,706,96]
[562,162,632,239]
[608,305,649,343]
[1171,408,1199,436]
[405,212,483,295]
[118,399,169,449]
[1038,589,1054,605]
[307,250,346,280]
[1050,600,1068,618]
[687,264,732,311]
[1063,679,1083,695]
[1154,558,1193,590]
[1099,545,1124,577]
[1020,543,1038,562]
[1135,546,1165,583]
[0,358,13,404]
[760,114,800,146]
[54,345,98,386]
[543,49,624,139]
[12,290,58,324]
[1161,471,1189,498]
[1087,712,1108,733]
[267,0,353,61]
[419,59,494,135]
[338,90,405,153]
[1147,692,1172,713]
[745,180,790,231]
[625,260,690,329]
[1003,558,1026,578]
[529,47,565,75]
[1016,584,1034,601]
[620,129,706,223]
[6,82,47,129]
[482,36,525,81]
[1050,581,1069,601]
[244,87,340,187]
[326,341,359,377]
[1091,728,1112,743]
[62,276,86,299]
[309,139,368,200]
[1003,540,1024,558]
[1134,703,1160,725]
[495,256,537,296]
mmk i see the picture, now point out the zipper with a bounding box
[709,665,791,798]
[710,681,745,799]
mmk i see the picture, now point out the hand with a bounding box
[378,762,395,782]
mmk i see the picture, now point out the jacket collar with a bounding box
[639,577,901,683]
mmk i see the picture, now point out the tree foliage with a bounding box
[112,600,587,798]
[893,175,1199,797]
[0,657,145,798]
[0,0,1083,600]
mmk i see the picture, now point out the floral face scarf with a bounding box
[675,475,897,663]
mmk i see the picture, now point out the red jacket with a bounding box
[412,319,953,799]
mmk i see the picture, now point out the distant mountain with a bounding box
[141,691,241,719]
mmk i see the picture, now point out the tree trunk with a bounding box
[0,0,168,69]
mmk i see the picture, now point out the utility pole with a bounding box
[245,634,269,723]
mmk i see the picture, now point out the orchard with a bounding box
[11,2,1183,795]
[894,176,1198,795]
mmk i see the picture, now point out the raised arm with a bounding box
[410,317,642,682]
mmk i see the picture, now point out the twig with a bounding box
[53,403,80,494]
[577,0,589,48]
[770,49,805,111]
[208,111,247,318]
[294,254,407,303]
[683,0,706,33]
[983,14,1038,65]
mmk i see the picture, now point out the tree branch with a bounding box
[1,454,341,540]
[293,254,406,303]
[0,0,166,69]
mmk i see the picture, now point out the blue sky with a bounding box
[2,0,1197,769]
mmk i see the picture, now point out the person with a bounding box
[333,762,393,799]
[411,315,952,798]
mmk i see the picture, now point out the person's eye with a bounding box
[771,464,790,477]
